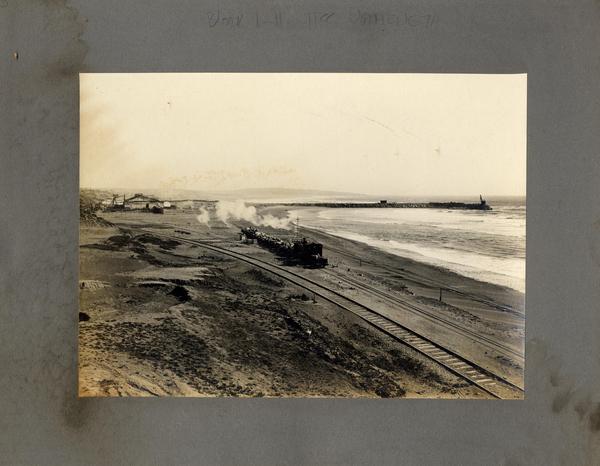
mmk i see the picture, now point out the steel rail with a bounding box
[315,237,525,318]
[323,270,524,362]
[129,227,524,399]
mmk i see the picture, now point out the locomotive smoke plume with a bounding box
[196,207,210,226]
[213,200,293,229]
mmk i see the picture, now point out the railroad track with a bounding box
[313,236,525,318]
[125,226,524,399]
[323,270,524,362]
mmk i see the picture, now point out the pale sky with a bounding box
[80,73,526,197]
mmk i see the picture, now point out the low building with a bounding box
[125,193,162,210]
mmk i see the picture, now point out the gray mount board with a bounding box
[1,0,599,465]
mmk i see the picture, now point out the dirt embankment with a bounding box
[80,190,113,227]
[79,227,479,398]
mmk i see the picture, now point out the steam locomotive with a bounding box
[240,227,328,268]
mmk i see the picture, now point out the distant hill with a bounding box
[80,187,374,202]
[80,187,520,204]
[212,188,373,201]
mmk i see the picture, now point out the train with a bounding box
[240,227,328,268]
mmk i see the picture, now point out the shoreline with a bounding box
[262,205,525,313]
[79,218,488,398]
[79,207,524,396]
[303,225,525,297]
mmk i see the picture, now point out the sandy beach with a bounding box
[79,206,523,398]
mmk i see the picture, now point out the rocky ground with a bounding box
[79,223,483,398]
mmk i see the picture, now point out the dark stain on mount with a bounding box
[589,403,600,432]
[552,388,574,413]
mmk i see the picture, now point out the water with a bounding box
[289,198,525,293]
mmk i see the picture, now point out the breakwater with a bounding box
[264,201,492,210]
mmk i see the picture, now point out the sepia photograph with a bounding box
[79,73,526,399]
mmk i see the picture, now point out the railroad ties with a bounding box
[348,308,522,399]
[141,227,524,399]
[326,270,524,363]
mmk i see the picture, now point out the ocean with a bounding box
[288,198,525,293]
